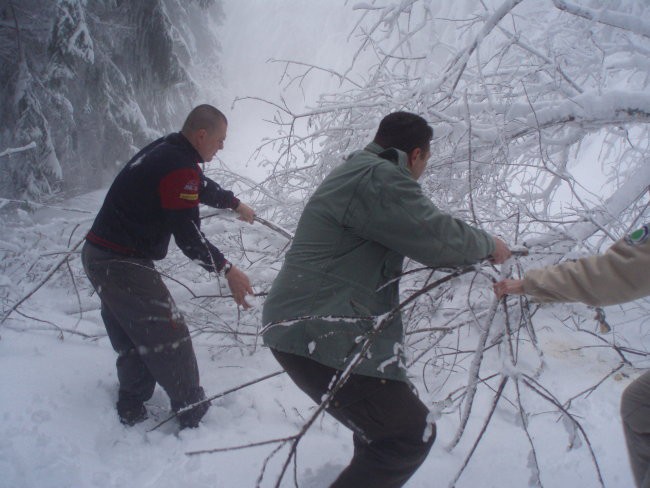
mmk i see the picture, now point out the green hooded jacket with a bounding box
[262,142,494,382]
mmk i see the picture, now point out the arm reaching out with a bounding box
[493,227,650,306]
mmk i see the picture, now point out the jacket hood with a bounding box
[364,142,410,174]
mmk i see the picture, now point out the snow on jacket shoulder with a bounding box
[87,132,239,273]
[523,225,650,306]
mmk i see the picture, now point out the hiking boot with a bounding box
[174,387,211,429]
[117,399,148,426]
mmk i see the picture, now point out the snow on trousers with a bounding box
[81,242,206,417]
[621,370,650,488]
[271,350,435,488]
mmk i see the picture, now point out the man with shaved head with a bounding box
[82,104,255,428]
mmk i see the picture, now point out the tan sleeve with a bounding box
[522,238,650,306]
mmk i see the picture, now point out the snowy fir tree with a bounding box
[0,0,224,207]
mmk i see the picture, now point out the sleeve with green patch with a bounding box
[523,226,650,306]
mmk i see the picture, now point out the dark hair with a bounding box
[373,112,433,153]
[181,104,227,133]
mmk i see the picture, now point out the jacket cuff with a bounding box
[230,196,241,210]
[485,233,496,259]
[217,258,230,274]
[220,260,233,276]
[522,271,549,302]
[522,276,536,296]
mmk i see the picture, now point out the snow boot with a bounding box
[174,387,211,429]
[117,398,148,426]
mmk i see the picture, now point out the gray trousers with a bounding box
[272,350,435,488]
[622,370,650,488]
[82,242,203,412]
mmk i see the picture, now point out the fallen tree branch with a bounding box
[1,236,85,325]
[151,370,285,431]
[449,375,509,488]
[448,297,500,450]
[523,374,605,488]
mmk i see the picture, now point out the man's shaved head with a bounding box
[181,104,227,134]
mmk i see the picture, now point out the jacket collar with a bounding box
[364,141,409,172]
[165,132,205,163]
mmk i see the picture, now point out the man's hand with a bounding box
[235,202,255,224]
[226,266,254,309]
[493,279,525,299]
[489,236,512,264]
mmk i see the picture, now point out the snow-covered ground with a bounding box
[2,1,648,487]
[0,185,644,488]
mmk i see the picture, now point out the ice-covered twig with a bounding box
[153,370,285,432]
[552,0,650,39]
[448,375,509,488]
[523,374,605,488]
[1,236,85,325]
[253,216,294,240]
[447,296,500,450]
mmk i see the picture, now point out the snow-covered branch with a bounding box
[553,0,650,39]
[243,1,650,484]
[0,142,36,158]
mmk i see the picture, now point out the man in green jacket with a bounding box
[262,112,511,488]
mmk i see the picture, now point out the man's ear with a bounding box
[407,147,422,167]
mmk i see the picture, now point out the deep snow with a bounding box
[0,186,644,488]
[1,1,648,487]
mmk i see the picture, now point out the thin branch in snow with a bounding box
[523,374,605,488]
[152,370,285,432]
[447,297,500,451]
[448,375,509,488]
[0,236,85,325]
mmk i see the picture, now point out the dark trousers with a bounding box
[272,350,435,488]
[82,242,204,414]
[622,370,650,488]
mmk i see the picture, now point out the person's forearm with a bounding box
[200,176,239,209]
[523,239,650,306]
[168,212,226,272]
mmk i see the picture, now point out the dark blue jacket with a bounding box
[87,132,239,272]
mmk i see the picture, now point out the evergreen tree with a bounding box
[0,0,224,205]
[0,1,62,203]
